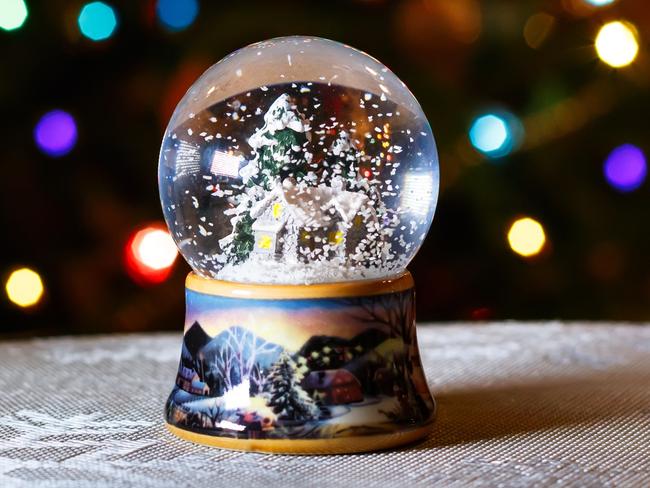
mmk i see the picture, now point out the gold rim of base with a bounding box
[165,422,432,455]
[185,271,414,299]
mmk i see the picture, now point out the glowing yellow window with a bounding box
[272,202,283,219]
[300,230,311,243]
[258,235,273,250]
[329,230,344,245]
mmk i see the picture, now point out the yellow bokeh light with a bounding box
[507,218,546,257]
[595,21,639,68]
[5,267,44,307]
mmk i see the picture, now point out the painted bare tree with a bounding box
[201,327,279,396]
[347,291,430,422]
[348,290,416,347]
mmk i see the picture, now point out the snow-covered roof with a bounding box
[252,219,284,233]
[250,179,372,228]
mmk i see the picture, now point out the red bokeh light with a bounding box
[124,224,178,285]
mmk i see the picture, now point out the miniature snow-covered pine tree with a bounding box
[263,352,318,421]
[243,94,313,190]
[326,131,360,184]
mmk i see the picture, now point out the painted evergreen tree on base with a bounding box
[264,352,318,421]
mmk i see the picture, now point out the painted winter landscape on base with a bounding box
[166,288,435,440]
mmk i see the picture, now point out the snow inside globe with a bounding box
[159,36,439,284]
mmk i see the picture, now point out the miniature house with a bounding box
[176,365,210,396]
[249,179,376,262]
[302,369,364,405]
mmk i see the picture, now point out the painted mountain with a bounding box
[180,321,211,369]
[196,325,285,397]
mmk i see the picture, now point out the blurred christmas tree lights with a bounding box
[156,0,199,31]
[124,226,178,285]
[78,1,117,41]
[507,218,547,258]
[0,0,27,31]
[0,0,649,329]
[585,0,617,6]
[34,110,77,157]
[468,111,522,159]
[5,268,43,308]
[604,144,647,192]
[595,21,639,68]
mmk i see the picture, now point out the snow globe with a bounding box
[160,36,439,454]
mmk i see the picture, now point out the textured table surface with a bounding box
[1,323,649,487]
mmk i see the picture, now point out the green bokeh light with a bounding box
[0,0,28,31]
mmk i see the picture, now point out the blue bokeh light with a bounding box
[603,144,646,192]
[78,1,117,41]
[469,111,521,158]
[156,0,199,31]
[34,110,78,157]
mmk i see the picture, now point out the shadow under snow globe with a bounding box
[159,36,439,454]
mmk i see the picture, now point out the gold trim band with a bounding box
[165,422,432,455]
[185,271,414,299]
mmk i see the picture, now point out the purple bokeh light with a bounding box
[34,110,78,157]
[603,144,647,192]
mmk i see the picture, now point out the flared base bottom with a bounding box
[165,421,434,454]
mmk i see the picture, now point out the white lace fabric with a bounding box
[1,323,649,487]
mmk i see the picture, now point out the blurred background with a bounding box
[1,0,649,338]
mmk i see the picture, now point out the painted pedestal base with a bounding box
[165,272,435,454]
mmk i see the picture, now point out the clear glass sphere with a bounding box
[159,36,439,284]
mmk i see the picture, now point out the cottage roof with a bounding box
[251,219,284,233]
[250,179,372,228]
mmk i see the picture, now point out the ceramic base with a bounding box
[165,271,435,454]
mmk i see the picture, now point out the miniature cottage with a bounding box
[176,365,210,396]
[302,369,363,405]
[249,178,376,262]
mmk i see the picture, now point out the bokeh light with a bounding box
[603,144,647,192]
[5,267,44,308]
[125,225,178,284]
[584,0,616,6]
[469,111,522,158]
[78,1,117,41]
[595,21,639,68]
[523,12,555,50]
[507,217,546,257]
[156,0,199,31]
[0,0,28,31]
[34,110,77,157]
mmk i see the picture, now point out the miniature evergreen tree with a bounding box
[326,130,359,184]
[228,212,255,263]
[263,352,318,421]
[220,94,313,263]
[244,93,313,190]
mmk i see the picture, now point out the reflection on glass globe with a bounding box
[159,36,439,284]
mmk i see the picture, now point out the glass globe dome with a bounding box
[159,36,439,284]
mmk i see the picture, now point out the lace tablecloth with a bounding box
[1,323,648,487]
